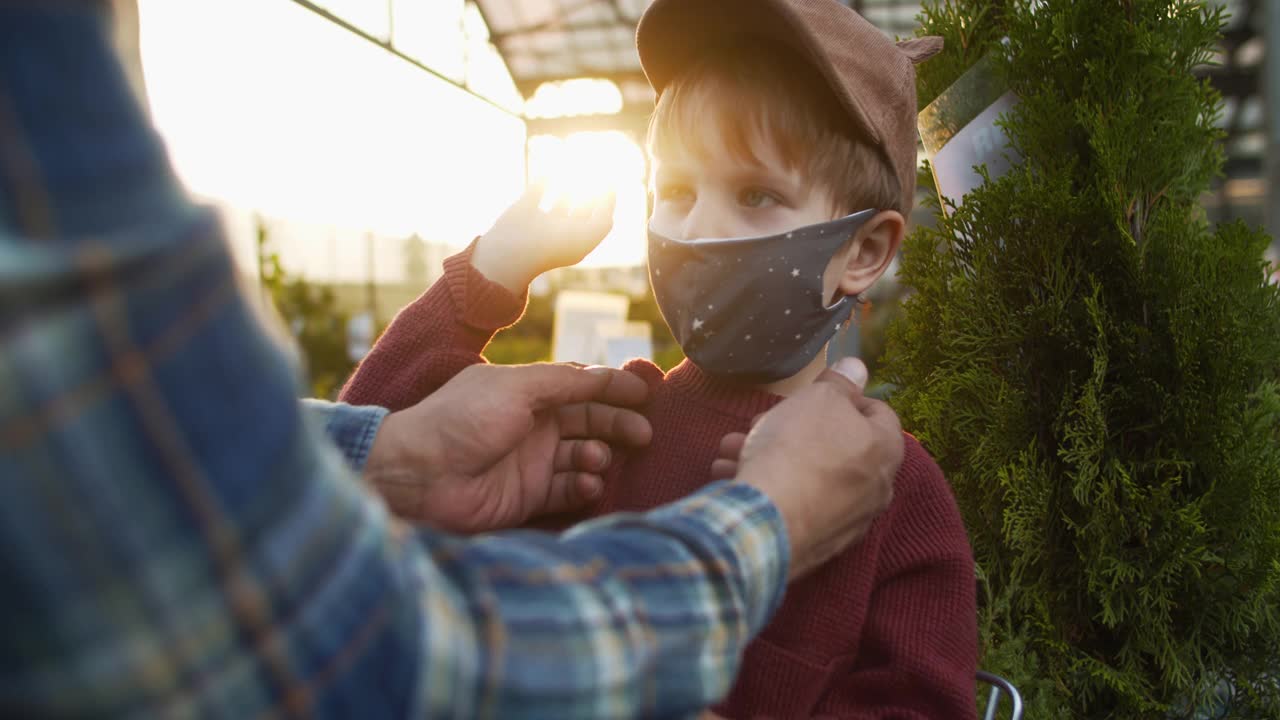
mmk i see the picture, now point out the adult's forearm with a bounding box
[406,481,790,718]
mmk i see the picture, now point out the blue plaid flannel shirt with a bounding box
[0,4,789,718]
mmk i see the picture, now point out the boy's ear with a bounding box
[836,211,906,298]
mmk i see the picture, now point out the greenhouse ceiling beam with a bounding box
[286,0,520,118]
[525,107,651,139]
[486,0,603,41]
[492,19,626,40]
[514,70,649,96]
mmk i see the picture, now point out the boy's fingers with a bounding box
[568,198,594,218]
[590,207,616,235]
[592,192,617,222]
[550,190,575,215]
[522,176,551,207]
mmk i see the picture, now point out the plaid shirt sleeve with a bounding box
[300,400,388,472]
[0,5,789,720]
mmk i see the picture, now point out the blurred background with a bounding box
[125,0,1277,398]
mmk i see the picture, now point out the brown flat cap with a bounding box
[637,0,942,210]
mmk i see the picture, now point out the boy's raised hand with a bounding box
[471,179,617,293]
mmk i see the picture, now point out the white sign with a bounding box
[929,91,1020,211]
[552,291,631,365]
[347,311,374,361]
[597,321,653,368]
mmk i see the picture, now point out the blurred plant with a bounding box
[257,220,355,399]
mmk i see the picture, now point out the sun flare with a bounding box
[528,131,649,266]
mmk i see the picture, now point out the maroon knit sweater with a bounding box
[340,246,978,719]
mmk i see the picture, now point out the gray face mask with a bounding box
[647,209,875,384]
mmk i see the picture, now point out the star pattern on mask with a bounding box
[651,215,866,376]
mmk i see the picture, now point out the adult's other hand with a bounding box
[732,358,904,579]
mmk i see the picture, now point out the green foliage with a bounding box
[258,224,355,399]
[886,1,1280,716]
[487,293,554,364]
[485,334,552,365]
[860,295,906,379]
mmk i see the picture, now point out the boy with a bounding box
[342,1,977,717]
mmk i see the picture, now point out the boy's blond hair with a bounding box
[647,39,904,217]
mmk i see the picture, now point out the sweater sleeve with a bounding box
[813,439,979,720]
[338,240,528,411]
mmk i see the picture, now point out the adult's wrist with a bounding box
[363,409,443,491]
[738,469,811,581]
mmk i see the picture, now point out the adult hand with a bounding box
[726,358,904,580]
[364,363,652,533]
[470,179,616,293]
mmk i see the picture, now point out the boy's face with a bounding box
[650,121,857,304]
[650,123,837,244]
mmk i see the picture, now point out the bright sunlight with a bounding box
[529,131,647,267]
[137,1,649,273]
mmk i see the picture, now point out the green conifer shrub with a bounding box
[883,1,1280,716]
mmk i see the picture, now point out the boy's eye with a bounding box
[739,188,781,209]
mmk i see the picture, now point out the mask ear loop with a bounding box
[822,292,852,311]
[821,206,883,308]
[822,228,861,309]
[822,213,876,367]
